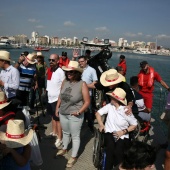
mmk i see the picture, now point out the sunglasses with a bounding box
[66,71,75,74]
[48,59,55,62]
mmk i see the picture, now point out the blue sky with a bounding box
[1,0,170,47]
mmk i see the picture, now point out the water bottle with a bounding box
[113,131,117,142]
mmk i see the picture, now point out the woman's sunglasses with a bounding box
[66,70,75,74]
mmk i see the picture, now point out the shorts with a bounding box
[47,101,59,121]
[139,91,153,109]
[37,77,45,88]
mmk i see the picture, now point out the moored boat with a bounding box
[34,47,50,51]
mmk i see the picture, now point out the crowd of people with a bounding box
[0,48,170,169]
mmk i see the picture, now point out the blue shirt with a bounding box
[81,65,98,95]
[0,65,20,98]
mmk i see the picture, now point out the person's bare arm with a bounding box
[95,112,105,132]
[160,80,170,91]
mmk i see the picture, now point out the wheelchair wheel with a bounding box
[98,148,106,170]
[130,120,141,141]
[93,129,104,168]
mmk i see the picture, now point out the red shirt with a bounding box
[138,70,162,93]
[117,60,127,76]
[58,57,70,68]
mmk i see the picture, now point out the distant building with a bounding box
[13,34,28,44]
[147,42,156,49]
[51,37,59,45]
[118,38,124,47]
[31,31,39,44]
[37,36,48,45]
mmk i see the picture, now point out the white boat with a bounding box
[133,48,155,55]
[0,40,14,49]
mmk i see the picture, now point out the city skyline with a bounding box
[1,0,170,47]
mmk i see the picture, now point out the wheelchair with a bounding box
[93,128,106,170]
[130,114,151,143]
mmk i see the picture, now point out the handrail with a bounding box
[152,82,168,135]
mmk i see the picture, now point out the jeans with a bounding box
[59,113,84,157]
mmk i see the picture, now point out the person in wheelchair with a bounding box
[95,88,137,170]
[130,76,151,122]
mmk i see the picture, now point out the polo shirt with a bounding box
[0,65,20,98]
[98,104,137,139]
[46,67,65,103]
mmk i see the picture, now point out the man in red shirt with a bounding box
[138,61,170,112]
[58,51,70,68]
[117,55,127,76]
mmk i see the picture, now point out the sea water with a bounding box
[4,47,170,134]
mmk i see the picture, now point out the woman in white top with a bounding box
[96,88,137,170]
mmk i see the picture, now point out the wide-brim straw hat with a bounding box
[62,61,83,73]
[106,87,127,105]
[0,50,11,61]
[25,53,36,64]
[0,120,33,148]
[0,91,11,109]
[37,52,42,56]
[100,69,124,87]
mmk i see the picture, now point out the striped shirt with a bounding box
[18,64,36,91]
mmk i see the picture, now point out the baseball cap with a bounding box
[140,61,148,68]
[21,51,29,56]
[62,51,67,56]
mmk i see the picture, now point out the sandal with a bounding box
[66,157,77,168]
[56,149,67,156]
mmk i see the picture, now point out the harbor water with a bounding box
[5,48,170,135]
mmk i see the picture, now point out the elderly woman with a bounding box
[96,88,137,170]
[55,61,90,168]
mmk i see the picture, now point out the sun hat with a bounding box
[25,53,36,64]
[100,69,124,87]
[140,61,148,68]
[62,61,83,73]
[0,51,11,61]
[0,91,11,109]
[0,119,33,148]
[106,88,127,105]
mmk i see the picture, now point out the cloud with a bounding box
[137,32,143,35]
[95,26,109,32]
[28,18,39,23]
[124,32,137,37]
[157,34,170,39]
[35,25,44,28]
[146,35,151,37]
[64,21,75,26]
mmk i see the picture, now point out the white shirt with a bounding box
[98,104,137,139]
[0,65,20,98]
[46,67,65,103]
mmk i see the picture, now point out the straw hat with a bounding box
[62,61,83,73]
[0,120,33,148]
[0,91,11,109]
[25,53,36,64]
[106,88,127,105]
[100,69,124,87]
[0,50,11,61]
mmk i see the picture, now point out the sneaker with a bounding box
[66,157,77,168]
[56,149,67,156]
[55,139,62,148]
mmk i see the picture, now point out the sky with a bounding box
[1,0,170,47]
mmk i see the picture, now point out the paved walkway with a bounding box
[30,112,167,170]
